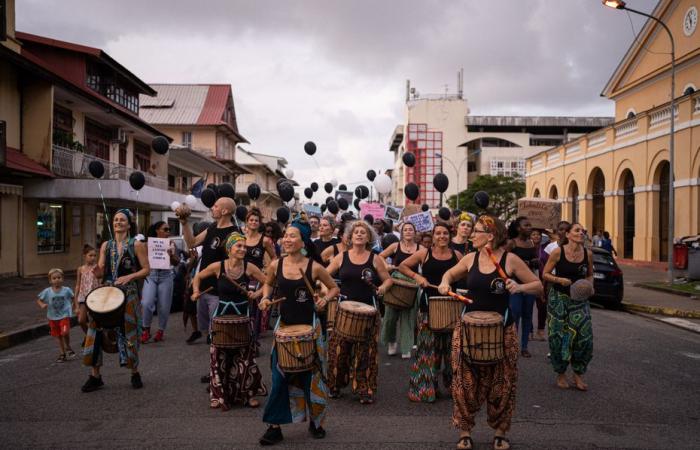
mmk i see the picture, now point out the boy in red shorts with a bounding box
[37,268,76,362]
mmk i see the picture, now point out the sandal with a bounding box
[247,398,260,408]
[456,436,473,449]
[359,394,374,405]
[493,436,510,450]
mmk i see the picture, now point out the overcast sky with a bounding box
[17,0,658,193]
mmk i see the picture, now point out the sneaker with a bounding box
[259,425,283,446]
[140,329,151,344]
[401,352,412,359]
[66,349,76,358]
[186,330,202,344]
[131,372,143,389]
[81,375,104,393]
[56,354,67,363]
[387,342,398,356]
[154,330,164,342]
[309,422,326,439]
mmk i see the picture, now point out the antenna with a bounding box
[406,80,410,102]
[458,68,464,99]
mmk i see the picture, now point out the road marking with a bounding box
[679,352,700,360]
[660,317,700,333]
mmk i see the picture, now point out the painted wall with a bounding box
[0,60,20,149]
[0,193,20,276]
[21,80,53,166]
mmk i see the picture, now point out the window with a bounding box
[86,62,139,114]
[490,158,525,177]
[467,161,477,172]
[134,140,151,173]
[182,131,192,148]
[529,137,563,147]
[85,120,111,160]
[37,203,65,253]
[683,84,696,96]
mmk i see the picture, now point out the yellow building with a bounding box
[525,0,700,262]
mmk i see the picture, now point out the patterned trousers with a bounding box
[547,289,593,375]
[326,315,380,396]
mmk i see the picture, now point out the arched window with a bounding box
[533,188,541,198]
[626,110,636,119]
[683,84,696,96]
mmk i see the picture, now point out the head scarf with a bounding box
[477,214,496,232]
[289,212,312,243]
[115,208,134,225]
[458,212,474,225]
[225,232,246,254]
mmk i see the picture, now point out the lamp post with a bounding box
[436,152,469,210]
[603,0,676,282]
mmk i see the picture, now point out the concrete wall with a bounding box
[0,60,20,149]
[21,80,53,166]
[0,193,21,276]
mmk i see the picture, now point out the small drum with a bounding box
[461,311,504,365]
[326,297,339,329]
[334,300,377,342]
[428,296,463,332]
[86,286,125,329]
[383,278,418,310]
[275,324,316,372]
[211,315,250,349]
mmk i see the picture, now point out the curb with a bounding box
[0,317,78,351]
[632,312,700,334]
[621,301,700,319]
[635,283,700,298]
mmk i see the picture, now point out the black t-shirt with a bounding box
[199,223,239,295]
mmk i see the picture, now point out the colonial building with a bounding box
[525,0,700,262]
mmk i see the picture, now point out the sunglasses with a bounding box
[162,228,170,232]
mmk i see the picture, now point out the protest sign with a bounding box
[405,211,434,232]
[148,238,171,270]
[360,202,385,221]
[517,198,562,230]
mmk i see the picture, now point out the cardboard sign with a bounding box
[384,205,403,222]
[400,204,421,219]
[148,238,171,270]
[517,198,562,230]
[360,202,385,221]
[405,211,434,233]
[303,204,322,217]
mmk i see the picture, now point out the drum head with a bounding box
[86,286,124,313]
[464,311,503,324]
[340,300,376,314]
[276,324,313,337]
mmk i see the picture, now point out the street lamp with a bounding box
[603,0,676,282]
[436,152,469,210]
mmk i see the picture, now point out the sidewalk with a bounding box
[618,262,700,317]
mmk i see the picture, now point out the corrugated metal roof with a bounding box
[139,85,210,125]
[197,85,229,125]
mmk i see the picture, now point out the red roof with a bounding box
[5,148,54,177]
[198,85,229,126]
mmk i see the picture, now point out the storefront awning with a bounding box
[0,183,23,195]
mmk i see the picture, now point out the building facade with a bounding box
[525,0,700,262]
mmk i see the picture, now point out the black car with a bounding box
[591,247,624,308]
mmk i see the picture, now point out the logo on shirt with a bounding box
[211,237,221,250]
[490,278,507,295]
[361,269,375,284]
[295,287,310,303]
[578,264,589,277]
[122,257,132,270]
[250,247,263,259]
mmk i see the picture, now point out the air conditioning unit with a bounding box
[111,128,128,144]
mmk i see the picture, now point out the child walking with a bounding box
[75,245,100,334]
[37,268,76,362]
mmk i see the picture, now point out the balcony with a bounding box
[51,144,167,190]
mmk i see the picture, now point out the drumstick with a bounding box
[298,268,316,295]
[485,247,510,281]
[191,286,213,300]
[425,284,474,304]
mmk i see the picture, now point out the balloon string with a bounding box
[97,181,113,241]
[311,155,321,170]
[135,190,140,231]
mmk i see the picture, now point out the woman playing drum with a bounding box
[399,222,463,402]
[379,221,421,359]
[258,216,339,445]
[325,220,392,404]
[193,232,268,410]
[542,222,594,391]
[82,209,150,392]
[439,215,542,450]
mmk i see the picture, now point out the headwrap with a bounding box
[458,212,474,225]
[289,213,312,243]
[477,214,496,232]
[115,208,134,225]
[225,232,246,253]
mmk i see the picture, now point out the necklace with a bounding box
[225,259,244,280]
[108,238,128,282]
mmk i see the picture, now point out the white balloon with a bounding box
[170,201,181,212]
[330,178,338,187]
[373,173,392,195]
[184,194,197,208]
[285,169,294,179]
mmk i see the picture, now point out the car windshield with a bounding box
[593,253,615,266]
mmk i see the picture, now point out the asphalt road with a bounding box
[1,308,699,450]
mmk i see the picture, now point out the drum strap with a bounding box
[219,300,247,316]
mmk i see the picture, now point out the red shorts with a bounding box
[49,317,71,337]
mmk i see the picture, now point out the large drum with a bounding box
[383,278,418,310]
[275,324,316,372]
[460,311,504,364]
[211,315,250,349]
[86,286,125,329]
[334,300,377,342]
[428,296,463,332]
[326,297,339,329]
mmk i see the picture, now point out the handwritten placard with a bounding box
[517,198,562,230]
[360,202,385,221]
[148,238,171,270]
[405,211,434,233]
[303,204,322,217]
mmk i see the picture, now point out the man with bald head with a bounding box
[178,196,239,344]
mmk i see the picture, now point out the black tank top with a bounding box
[339,251,377,305]
[245,234,266,269]
[421,248,458,299]
[449,240,473,255]
[200,223,239,294]
[465,251,513,326]
[313,237,339,266]
[553,247,590,296]
[393,242,418,268]
[511,243,539,282]
[276,257,315,325]
[216,260,249,315]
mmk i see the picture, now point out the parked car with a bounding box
[591,247,624,308]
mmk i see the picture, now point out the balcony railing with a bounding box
[52,144,167,190]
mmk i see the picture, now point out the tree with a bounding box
[447,174,525,222]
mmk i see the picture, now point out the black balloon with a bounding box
[218,182,235,199]
[327,200,339,215]
[276,178,288,191]
[276,206,290,224]
[278,182,295,202]
[338,184,347,191]
[152,136,170,155]
[337,198,349,210]
[433,173,449,193]
[304,141,317,156]
[324,182,333,193]
[206,183,219,197]
[438,207,451,221]
[474,191,490,209]
[404,182,419,201]
[353,198,361,210]
[366,170,376,181]
[311,182,319,192]
[360,185,369,199]
[421,203,430,212]
[247,183,261,200]
[354,186,363,198]
[129,171,145,190]
[402,152,416,167]
[304,187,313,199]
[201,188,216,208]
[320,204,327,213]
[88,160,105,179]
[325,196,334,205]
[235,205,248,222]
